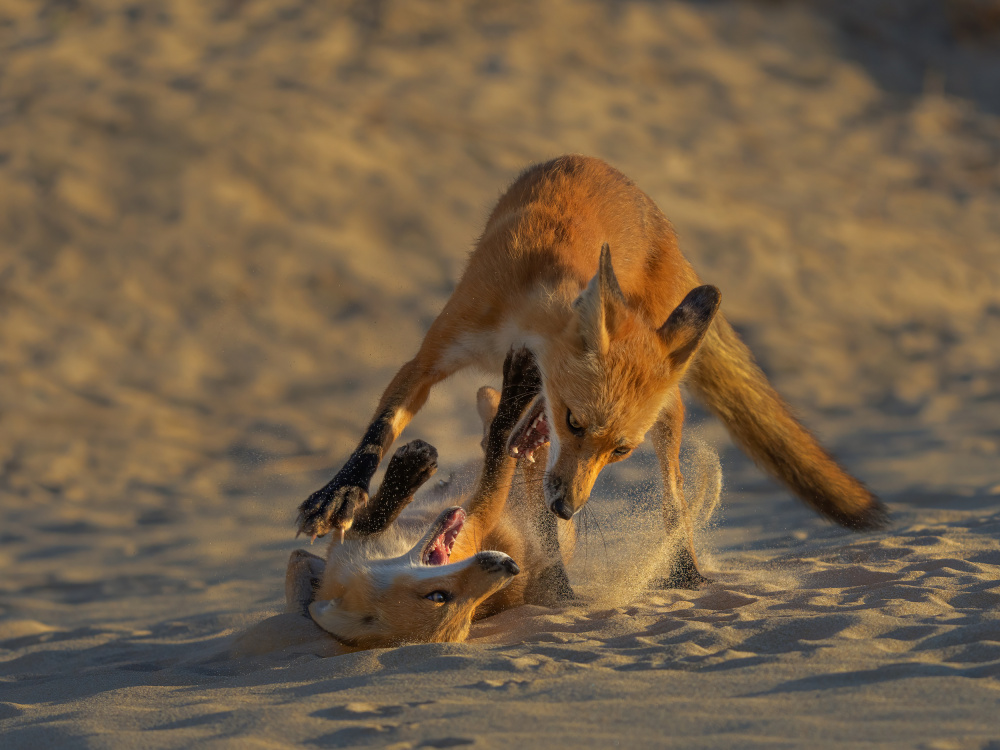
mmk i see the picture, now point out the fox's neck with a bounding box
[501,280,581,363]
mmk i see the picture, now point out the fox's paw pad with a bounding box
[382,440,438,497]
[297,482,367,540]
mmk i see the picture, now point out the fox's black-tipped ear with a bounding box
[657,285,721,370]
[573,243,626,354]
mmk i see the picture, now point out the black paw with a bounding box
[297,478,368,540]
[350,440,439,538]
[499,347,542,416]
[381,440,438,499]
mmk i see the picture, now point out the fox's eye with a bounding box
[612,446,631,457]
[566,409,585,436]
[425,591,452,604]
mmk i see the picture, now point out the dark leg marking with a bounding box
[652,547,713,590]
[530,496,575,603]
[486,348,542,461]
[297,409,394,538]
[352,440,438,537]
[493,348,574,604]
[527,562,577,606]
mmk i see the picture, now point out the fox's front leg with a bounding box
[649,392,711,589]
[297,354,448,539]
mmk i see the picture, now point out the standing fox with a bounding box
[299,155,886,585]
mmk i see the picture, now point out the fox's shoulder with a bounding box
[474,155,692,314]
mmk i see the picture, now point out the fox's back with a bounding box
[476,156,697,322]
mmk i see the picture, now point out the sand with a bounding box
[2,0,1000,747]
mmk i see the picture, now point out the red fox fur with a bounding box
[272,350,572,652]
[298,155,886,586]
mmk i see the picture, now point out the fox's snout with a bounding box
[550,497,575,520]
[545,474,582,520]
[475,550,520,576]
[546,476,575,519]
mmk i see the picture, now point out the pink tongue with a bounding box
[424,508,466,565]
[427,540,448,566]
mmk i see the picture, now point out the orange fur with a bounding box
[300,154,887,588]
[304,350,571,651]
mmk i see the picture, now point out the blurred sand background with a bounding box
[2,0,1000,747]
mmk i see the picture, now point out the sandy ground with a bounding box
[2,0,1000,747]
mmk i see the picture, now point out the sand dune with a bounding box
[2,1,1000,747]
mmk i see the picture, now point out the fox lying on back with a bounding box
[232,349,574,655]
[299,154,887,585]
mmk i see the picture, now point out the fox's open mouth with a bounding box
[421,507,466,565]
[507,397,549,463]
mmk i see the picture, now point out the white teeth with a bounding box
[526,452,535,463]
[511,446,519,455]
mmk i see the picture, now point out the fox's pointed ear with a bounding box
[573,243,626,354]
[658,285,721,369]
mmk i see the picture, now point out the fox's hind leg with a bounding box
[649,390,711,589]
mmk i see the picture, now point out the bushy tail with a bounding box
[688,315,888,530]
